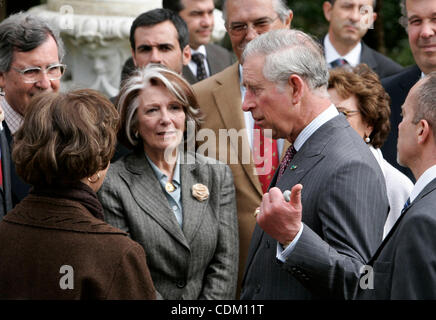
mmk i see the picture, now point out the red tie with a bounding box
[253,123,279,193]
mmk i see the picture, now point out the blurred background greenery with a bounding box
[1,0,415,67]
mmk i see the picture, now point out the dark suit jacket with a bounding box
[182,43,234,84]
[0,194,156,299]
[241,114,389,300]
[361,178,436,299]
[3,122,30,207]
[0,128,13,219]
[381,65,421,182]
[359,42,403,79]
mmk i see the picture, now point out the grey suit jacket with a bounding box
[360,42,403,79]
[98,151,239,300]
[183,43,234,84]
[241,114,389,300]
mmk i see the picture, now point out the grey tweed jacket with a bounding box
[98,151,239,300]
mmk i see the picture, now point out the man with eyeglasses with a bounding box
[0,12,65,208]
[192,0,293,297]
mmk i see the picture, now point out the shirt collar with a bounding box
[409,164,436,203]
[324,34,362,67]
[293,104,339,151]
[190,45,207,58]
[0,95,23,134]
[145,151,181,186]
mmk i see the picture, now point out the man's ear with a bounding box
[322,1,333,22]
[182,44,191,66]
[284,10,293,28]
[0,72,5,89]
[288,74,304,105]
[417,119,431,145]
[131,49,138,67]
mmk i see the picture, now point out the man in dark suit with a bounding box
[0,104,12,219]
[278,73,436,299]
[322,0,403,79]
[0,13,65,207]
[240,29,389,300]
[162,0,234,84]
[381,0,436,182]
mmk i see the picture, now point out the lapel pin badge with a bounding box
[290,165,298,170]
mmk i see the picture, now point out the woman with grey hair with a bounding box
[98,64,239,300]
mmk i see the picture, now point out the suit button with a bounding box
[176,280,186,288]
[265,240,271,248]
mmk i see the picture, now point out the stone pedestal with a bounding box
[28,0,226,97]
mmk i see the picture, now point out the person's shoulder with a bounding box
[382,64,421,87]
[193,62,239,92]
[206,43,232,56]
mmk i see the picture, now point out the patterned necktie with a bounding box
[401,197,411,214]
[330,58,348,68]
[277,145,297,182]
[191,53,207,81]
[253,123,279,193]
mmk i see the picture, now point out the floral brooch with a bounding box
[192,183,209,201]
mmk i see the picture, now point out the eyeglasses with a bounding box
[337,107,360,118]
[227,16,280,36]
[11,63,66,84]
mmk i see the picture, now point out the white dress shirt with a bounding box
[188,45,211,79]
[409,165,436,203]
[324,34,362,68]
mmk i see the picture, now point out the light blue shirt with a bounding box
[277,104,339,262]
[145,152,183,227]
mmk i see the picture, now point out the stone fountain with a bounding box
[28,0,226,97]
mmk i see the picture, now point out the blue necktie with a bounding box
[330,58,348,68]
[401,197,411,214]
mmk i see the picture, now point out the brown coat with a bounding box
[0,195,156,300]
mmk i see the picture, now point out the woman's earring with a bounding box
[364,136,371,144]
[87,172,101,184]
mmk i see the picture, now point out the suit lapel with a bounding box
[245,117,338,271]
[360,43,378,71]
[180,156,210,245]
[369,178,436,264]
[212,63,264,197]
[205,44,220,75]
[182,65,197,85]
[121,152,189,249]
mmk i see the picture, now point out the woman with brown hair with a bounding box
[328,64,414,239]
[0,89,155,299]
[98,64,239,300]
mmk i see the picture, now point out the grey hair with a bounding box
[412,72,436,140]
[242,29,329,92]
[399,0,408,29]
[222,0,290,25]
[117,64,202,148]
[0,12,65,73]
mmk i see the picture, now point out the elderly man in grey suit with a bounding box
[240,29,389,299]
[162,0,234,84]
[275,72,436,300]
